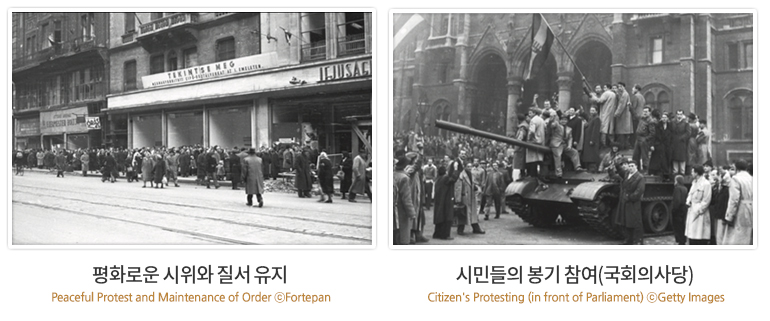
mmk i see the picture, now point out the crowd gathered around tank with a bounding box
[13,143,372,207]
[393,82,753,245]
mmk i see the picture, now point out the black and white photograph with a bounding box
[11,11,373,246]
[392,12,754,246]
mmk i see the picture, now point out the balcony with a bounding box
[302,41,327,62]
[136,13,199,51]
[13,36,102,72]
[338,33,367,57]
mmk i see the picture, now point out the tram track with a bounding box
[13,189,371,243]
[13,200,257,245]
[13,183,371,229]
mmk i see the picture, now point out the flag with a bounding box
[526,14,554,80]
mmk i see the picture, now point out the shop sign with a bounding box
[16,118,40,136]
[142,52,279,89]
[40,106,89,134]
[86,117,101,130]
[319,59,372,82]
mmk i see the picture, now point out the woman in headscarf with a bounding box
[153,153,167,188]
[317,152,334,203]
[141,152,154,188]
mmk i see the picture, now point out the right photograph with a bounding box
[392,12,754,246]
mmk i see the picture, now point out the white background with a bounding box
[2,1,767,319]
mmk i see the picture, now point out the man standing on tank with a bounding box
[615,159,646,245]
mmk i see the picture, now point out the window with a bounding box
[53,20,61,44]
[81,13,94,40]
[726,90,753,140]
[727,43,739,69]
[151,13,163,20]
[744,42,753,69]
[183,47,198,68]
[41,23,50,49]
[124,13,135,33]
[337,12,366,56]
[301,13,326,61]
[167,51,178,71]
[150,54,164,74]
[643,86,673,113]
[651,37,663,64]
[124,60,137,91]
[216,37,235,62]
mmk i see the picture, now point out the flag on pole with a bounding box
[526,14,555,80]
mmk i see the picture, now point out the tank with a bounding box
[435,119,683,239]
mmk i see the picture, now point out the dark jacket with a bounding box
[615,171,645,228]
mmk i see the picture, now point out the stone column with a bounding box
[680,14,696,114]
[127,114,133,149]
[455,13,472,126]
[556,72,573,111]
[161,110,167,147]
[202,106,209,147]
[506,76,524,135]
[256,97,270,148]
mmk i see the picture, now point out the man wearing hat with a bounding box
[615,159,645,245]
[241,148,265,207]
[394,156,416,244]
[294,146,313,198]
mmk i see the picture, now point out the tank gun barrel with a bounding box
[435,120,551,154]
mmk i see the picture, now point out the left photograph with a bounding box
[11,12,373,245]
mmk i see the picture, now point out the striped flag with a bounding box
[527,14,555,79]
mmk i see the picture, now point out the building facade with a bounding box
[106,12,372,155]
[393,13,753,165]
[12,12,110,151]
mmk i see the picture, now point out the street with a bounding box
[417,201,676,246]
[11,170,372,245]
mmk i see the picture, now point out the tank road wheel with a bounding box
[507,195,532,222]
[642,201,670,233]
[525,204,559,228]
[575,193,625,239]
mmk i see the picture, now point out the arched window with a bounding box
[433,100,452,138]
[726,89,753,140]
[642,85,673,114]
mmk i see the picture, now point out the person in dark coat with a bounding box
[317,152,334,203]
[241,148,264,207]
[670,110,690,175]
[179,149,190,177]
[88,150,98,172]
[671,174,689,245]
[293,147,313,198]
[260,149,271,180]
[614,159,646,245]
[229,150,242,190]
[581,106,602,172]
[153,154,167,188]
[270,148,281,180]
[205,149,220,189]
[196,150,208,186]
[340,151,353,199]
[141,153,154,188]
[650,111,672,178]
[431,166,455,240]
[103,152,118,183]
[394,156,416,245]
[54,151,67,177]
[45,151,56,171]
[348,149,371,202]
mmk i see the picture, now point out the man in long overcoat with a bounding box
[670,110,691,175]
[394,156,416,245]
[241,148,265,207]
[432,166,455,240]
[614,82,634,149]
[452,150,485,235]
[614,159,646,245]
[294,147,313,198]
[166,150,180,187]
[582,107,602,172]
[718,160,752,245]
[340,151,353,199]
[526,107,546,177]
[591,84,618,147]
[348,150,371,202]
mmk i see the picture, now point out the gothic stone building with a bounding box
[393,13,753,165]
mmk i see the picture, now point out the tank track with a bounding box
[575,192,624,239]
[507,197,560,227]
[507,196,532,223]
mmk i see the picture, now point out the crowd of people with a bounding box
[12,143,372,207]
[393,81,753,245]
